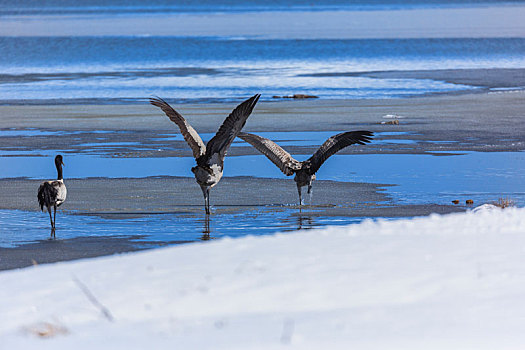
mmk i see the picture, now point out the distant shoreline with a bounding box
[2,6,525,38]
[2,1,524,17]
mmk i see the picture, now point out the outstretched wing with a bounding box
[305,131,373,175]
[150,97,206,159]
[204,94,260,165]
[238,132,301,176]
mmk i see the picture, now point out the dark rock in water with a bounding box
[291,94,318,99]
[452,200,460,204]
[466,199,474,205]
[273,94,319,99]
[380,119,400,125]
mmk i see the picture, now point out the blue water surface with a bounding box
[0,208,366,248]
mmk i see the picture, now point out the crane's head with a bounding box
[55,154,64,167]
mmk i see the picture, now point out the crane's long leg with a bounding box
[48,206,53,228]
[297,184,302,206]
[53,205,57,238]
[201,186,211,215]
[47,206,55,239]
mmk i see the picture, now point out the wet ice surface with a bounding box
[158,131,416,146]
[0,128,523,253]
[0,128,114,137]
[0,129,414,155]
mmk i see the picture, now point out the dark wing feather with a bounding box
[305,131,373,175]
[238,132,301,176]
[37,181,58,211]
[204,94,260,164]
[150,97,206,159]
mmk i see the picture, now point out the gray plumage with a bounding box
[238,131,374,205]
[150,94,260,214]
[37,155,67,238]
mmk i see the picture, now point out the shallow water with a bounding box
[1,122,522,255]
[0,149,523,204]
[0,208,365,248]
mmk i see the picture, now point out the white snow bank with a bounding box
[472,203,500,212]
[1,208,525,349]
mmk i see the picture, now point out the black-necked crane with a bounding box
[238,131,373,205]
[150,94,260,214]
[37,154,67,238]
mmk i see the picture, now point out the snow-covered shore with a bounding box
[1,207,525,349]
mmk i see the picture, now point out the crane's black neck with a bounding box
[56,162,63,180]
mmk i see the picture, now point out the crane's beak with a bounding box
[62,161,65,167]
